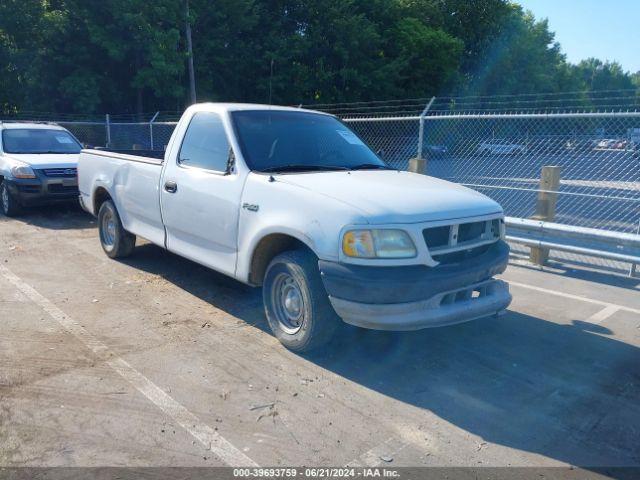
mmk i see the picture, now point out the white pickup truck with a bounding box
[78,103,511,352]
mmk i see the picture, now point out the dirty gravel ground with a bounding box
[1,205,639,467]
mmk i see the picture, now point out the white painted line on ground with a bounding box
[0,264,258,467]
[585,305,620,325]
[508,280,640,315]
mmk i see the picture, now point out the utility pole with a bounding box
[185,0,197,104]
[268,58,274,105]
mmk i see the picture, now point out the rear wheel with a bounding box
[97,200,136,258]
[0,182,22,217]
[263,249,339,353]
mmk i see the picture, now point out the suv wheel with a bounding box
[97,200,136,258]
[263,249,339,353]
[0,182,22,217]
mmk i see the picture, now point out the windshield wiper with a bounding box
[349,163,394,170]
[260,164,350,173]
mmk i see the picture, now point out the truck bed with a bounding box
[90,148,165,163]
[78,148,166,247]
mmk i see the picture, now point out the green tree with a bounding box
[1,0,639,115]
[568,58,636,92]
[0,0,48,112]
[64,0,185,114]
[465,6,566,97]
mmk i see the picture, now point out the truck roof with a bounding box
[189,102,332,116]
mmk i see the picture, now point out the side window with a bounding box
[178,112,230,171]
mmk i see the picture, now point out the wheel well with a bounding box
[93,187,111,215]
[249,234,312,286]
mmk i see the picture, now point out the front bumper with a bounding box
[329,279,511,330]
[319,240,511,330]
[5,174,79,207]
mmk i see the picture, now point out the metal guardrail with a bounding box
[505,217,640,277]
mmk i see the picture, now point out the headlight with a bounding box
[342,229,417,259]
[10,164,36,179]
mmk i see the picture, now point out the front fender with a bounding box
[87,177,115,215]
[0,156,24,180]
[235,173,369,283]
[236,221,331,284]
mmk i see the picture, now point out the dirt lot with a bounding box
[1,205,639,468]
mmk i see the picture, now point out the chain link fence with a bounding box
[4,94,639,274]
[345,110,640,274]
[346,112,640,233]
[55,117,178,151]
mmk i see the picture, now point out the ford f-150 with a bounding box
[78,103,511,352]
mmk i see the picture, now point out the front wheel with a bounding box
[0,182,22,217]
[263,249,340,353]
[97,200,136,258]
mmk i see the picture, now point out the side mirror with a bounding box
[225,148,236,175]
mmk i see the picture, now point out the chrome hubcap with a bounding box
[271,272,304,334]
[100,210,116,249]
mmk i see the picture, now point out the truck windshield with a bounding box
[231,110,389,172]
[2,129,82,154]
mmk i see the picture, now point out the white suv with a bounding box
[0,122,82,216]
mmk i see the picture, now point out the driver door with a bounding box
[160,111,243,277]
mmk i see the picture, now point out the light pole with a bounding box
[185,0,197,104]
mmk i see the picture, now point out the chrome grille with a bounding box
[41,168,77,178]
[458,221,485,243]
[423,218,502,261]
[423,225,450,249]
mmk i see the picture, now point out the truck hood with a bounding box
[276,170,502,224]
[5,153,79,169]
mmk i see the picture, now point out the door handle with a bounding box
[164,180,178,193]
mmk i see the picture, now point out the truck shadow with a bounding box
[0,203,96,230]
[310,315,640,467]
[122,243,640,468]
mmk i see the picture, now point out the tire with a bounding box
[97,200,136,259]
[0,181,22,217]
[263,249,340,353]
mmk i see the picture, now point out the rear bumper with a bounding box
[319,240,511,330]
[78,193,92,214]
[4,175,79,206]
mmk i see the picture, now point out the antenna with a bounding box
[268,58,274,105]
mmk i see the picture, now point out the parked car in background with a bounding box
[594,139,614,150]
[592,138,630,151]
[425,144,449,157]
[477,139,526,155]
[0,122,82,216]
[79,103,511,353]
[613,140,628,150]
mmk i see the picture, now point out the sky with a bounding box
[517,0,640,73]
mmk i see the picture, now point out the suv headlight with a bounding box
[342,229,417,259]
[10,164,36,179]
